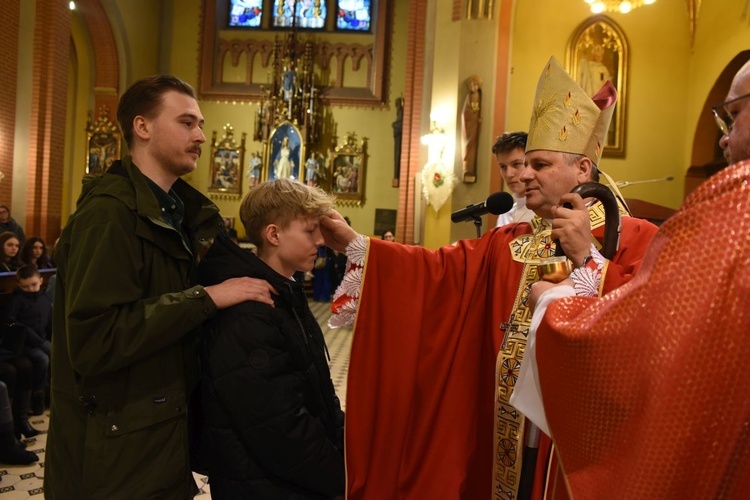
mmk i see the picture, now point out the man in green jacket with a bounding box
[44,75,276,499]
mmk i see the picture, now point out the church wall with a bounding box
[163,0,408,239]
[63,14,94,223]
[420,0,506,248]
[685,0,750,167]
[63,0,172,221]
[508,0,691,210]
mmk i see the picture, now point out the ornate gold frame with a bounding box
[567,15,628,158]
[330,132,367,207]
[85,107,121,176]
[264,120,304,182]
[208,124,246,198]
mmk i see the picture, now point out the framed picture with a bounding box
[266,121,304,181]
[567,15,628,157]
[330,132,367,206]
[85,108,121,176]
[208,124,246,197]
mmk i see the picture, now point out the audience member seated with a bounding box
[20,237,54,270]
[2,266,51,416]
[0,233,21,273]
[0,206,25,245]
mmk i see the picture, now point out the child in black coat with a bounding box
[4,265,52,416]
[198,179,344,499]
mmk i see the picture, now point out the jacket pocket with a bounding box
[83,390,190,498]
[104,389,187,436]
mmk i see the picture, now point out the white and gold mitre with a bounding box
[526,56,617,166]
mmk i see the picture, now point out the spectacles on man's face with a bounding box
[712,92,750,136]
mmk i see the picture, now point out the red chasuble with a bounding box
[535,161,750,499]
[344,213,657,499]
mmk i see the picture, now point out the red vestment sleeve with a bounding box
[345,227,524,500]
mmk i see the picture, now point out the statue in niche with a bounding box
[247,151,262,186]
[461,75,482,183]
[274,136,295,179]
[305,152,326,187]
[282,65,296,102]
[391,97,404,187]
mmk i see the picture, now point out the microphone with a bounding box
[451,191,514,223]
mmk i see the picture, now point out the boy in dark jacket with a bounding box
[198,178,345,499]
[4,265,52,416]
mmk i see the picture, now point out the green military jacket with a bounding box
[45,157,222,499]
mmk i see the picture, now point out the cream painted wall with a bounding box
[508,0,691,210]
[63,13,94,222]
[111,0,163,81]
[63,0,168,221]
[165,0,407,239]
[686,0,750,161]
[422,0,503,248]
[12,1,36,226]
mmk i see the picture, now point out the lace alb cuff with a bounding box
[328,234,368,328]
[569,244,605,297]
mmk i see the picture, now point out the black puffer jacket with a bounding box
[197,234,345,499]
[4,288,52,347]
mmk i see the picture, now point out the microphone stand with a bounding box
[472,216,483,238]
[615,176,674,188]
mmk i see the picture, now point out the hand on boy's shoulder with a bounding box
[204,277,277,310]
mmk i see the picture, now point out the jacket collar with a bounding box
[100,157,220,231]
[201,233,306,308]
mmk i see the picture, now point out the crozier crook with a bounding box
[538,182,621,282]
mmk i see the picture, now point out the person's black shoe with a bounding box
[14,419,40,439]
[0,442,38,465]
[0,431,38,465]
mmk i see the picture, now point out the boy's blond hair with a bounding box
[240,178,335,248]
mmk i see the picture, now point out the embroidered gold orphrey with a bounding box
[492,201,623,499]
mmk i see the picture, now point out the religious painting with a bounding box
[330,132,367,206]
[266,121,304,181]
[85,108,121,176]
[567,15,629,157]
[208,124,246,197]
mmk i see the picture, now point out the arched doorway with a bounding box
[686,50,750,198]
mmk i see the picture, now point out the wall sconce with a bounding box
[421,120,448,163]
[420,116,456,212]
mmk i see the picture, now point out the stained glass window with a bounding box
[273,0,327,29]
[336,0,371,32]
[228,0,263,28]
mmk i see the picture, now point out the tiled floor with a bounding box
[0,300,351,498]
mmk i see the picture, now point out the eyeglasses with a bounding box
[712,92,750,135]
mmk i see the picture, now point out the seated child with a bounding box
[197,178,345,499]
[4,265,52,416]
